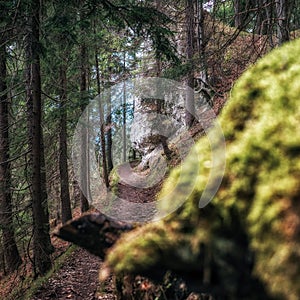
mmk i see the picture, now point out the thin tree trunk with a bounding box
[95,44,109,188]
[195,0,208,86]
[276,0,290,45]
[71,166,81,208]
[122,77,127,163]
[25,0,53,276]
[234,0,252,30]
[265,0,276,48]
[59,64,72,224]
[185,0,195,128]
[156,0,162,77]
[255,0,268,35]
[106,91,113,173]
[0,35,22,274]
[86,108,92,202]
[160,136,172,160]
[234,0,243,28]
[79,41,90,213]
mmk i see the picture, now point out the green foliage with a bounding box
[213,0,235,27]
[106,38,300,299]
[78,0,178,62]
[0,0,16,28]
[162,62,193,80]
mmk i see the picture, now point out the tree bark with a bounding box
[0,35,22,274]
[276,0,290,45]
[255,0,268,35]
[106,92,113,173]
[25,0,53,276]
[195,0,212,109]
[122,79,127,163]
[59,64,72,224]
[234,0,243,28]
[185,0,195,128]
[234,0,252,30]
[79,41,90,213]
[264,0,276,47]
[196,0,208,85]
[95,43,109,188]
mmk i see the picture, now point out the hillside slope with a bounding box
[105,38,300,300]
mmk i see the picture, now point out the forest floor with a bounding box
[0,219,117,300]
[31,247,115,300]
[0,164,165,300]
[1,179,161,300]
[29,176,164,300]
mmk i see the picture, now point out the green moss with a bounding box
[10,245,77,300]
[106,39,300,299]
[109,167,121,194]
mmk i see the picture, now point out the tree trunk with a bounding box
[122,79,127,163]
[25,0,53,276]
[196,0,208,85]
[59,64,72,224]
[106,91,113,173]
[276,0,290,45]
[0,35,22,274]
[234,0,243,28]
[264,0,276,47]
[156,0,162,77]
[255,0,268,35]
[234,0,252,30]
[95,43,109,188]
[185,0,195,128]
[160,136,172,160]
[79,41,90,213]
[195,0,212,108]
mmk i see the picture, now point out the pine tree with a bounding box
[25,0,53,276]
[0,27,22,274]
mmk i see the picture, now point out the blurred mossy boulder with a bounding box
[105,38,300,300]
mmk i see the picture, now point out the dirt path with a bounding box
[116,163,163,203]
[117,181,162,203]
[31,247,116,300]
[30,176,160,300]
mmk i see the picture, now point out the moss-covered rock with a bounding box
[106,38,300,300]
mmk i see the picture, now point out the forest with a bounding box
[1,0,300,299]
